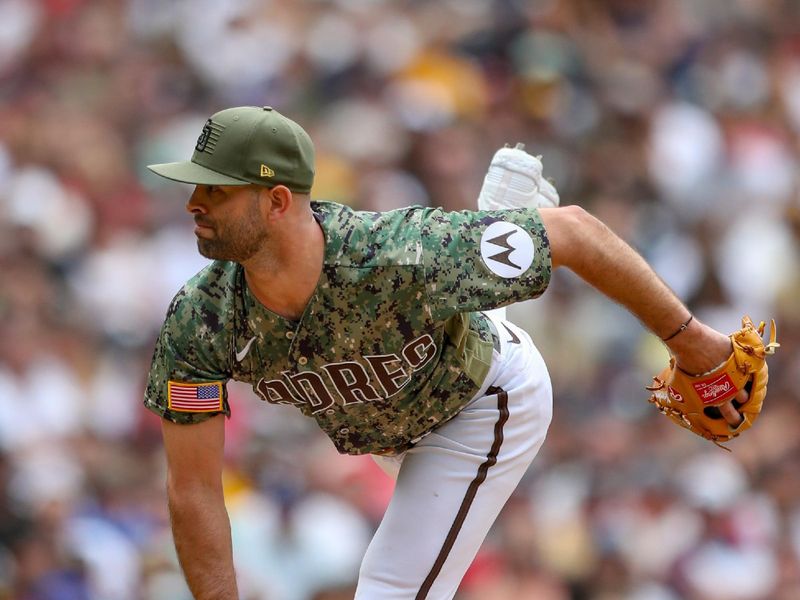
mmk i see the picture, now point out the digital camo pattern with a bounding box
[144,201,551,455]
[144,265,236,425]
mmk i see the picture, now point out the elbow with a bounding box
[166,468,224,508]
[540,205,594,270]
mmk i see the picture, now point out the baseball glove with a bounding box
[646,316,779,447]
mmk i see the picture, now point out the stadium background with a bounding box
[0,0,798,598]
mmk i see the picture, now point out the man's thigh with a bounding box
[356,322,552,600]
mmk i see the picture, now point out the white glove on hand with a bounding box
[477,143,560,211]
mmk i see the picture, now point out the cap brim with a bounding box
[147,160,249,186]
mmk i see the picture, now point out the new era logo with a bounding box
[260,164,275,178]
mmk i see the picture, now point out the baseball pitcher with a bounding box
[144,106,776,599]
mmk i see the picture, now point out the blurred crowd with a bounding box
[0,0,799,598]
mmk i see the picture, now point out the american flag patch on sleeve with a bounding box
[167,381,224,413]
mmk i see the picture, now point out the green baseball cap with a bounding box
[148,106,315,194]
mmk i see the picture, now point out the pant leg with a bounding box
[356,320,553,600]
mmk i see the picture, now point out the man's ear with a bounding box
[259,185,293,219]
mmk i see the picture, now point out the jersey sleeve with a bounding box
[418,207,552,321]
[143,287,232,424]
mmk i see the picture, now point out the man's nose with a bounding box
[186,186,207,214]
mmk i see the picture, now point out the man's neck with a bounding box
[243,214,324,322]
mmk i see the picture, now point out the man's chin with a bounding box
[197,241,250,262]
[197,241,227,260]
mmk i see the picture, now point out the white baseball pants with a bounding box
[355,317,553,599]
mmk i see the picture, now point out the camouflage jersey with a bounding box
[144,201,551,455]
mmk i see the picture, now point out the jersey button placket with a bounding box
[298,356,308,366]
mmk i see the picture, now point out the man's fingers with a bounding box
[719,389,749,427]
[720,401,742,427]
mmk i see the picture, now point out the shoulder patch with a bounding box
[479,221,535,278]
[167,381,224,413]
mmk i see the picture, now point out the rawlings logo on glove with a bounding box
[693,373,738,404]
[646,316,779,447]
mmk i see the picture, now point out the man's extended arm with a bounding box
[539,206,733,375]
[161,414,238,599]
